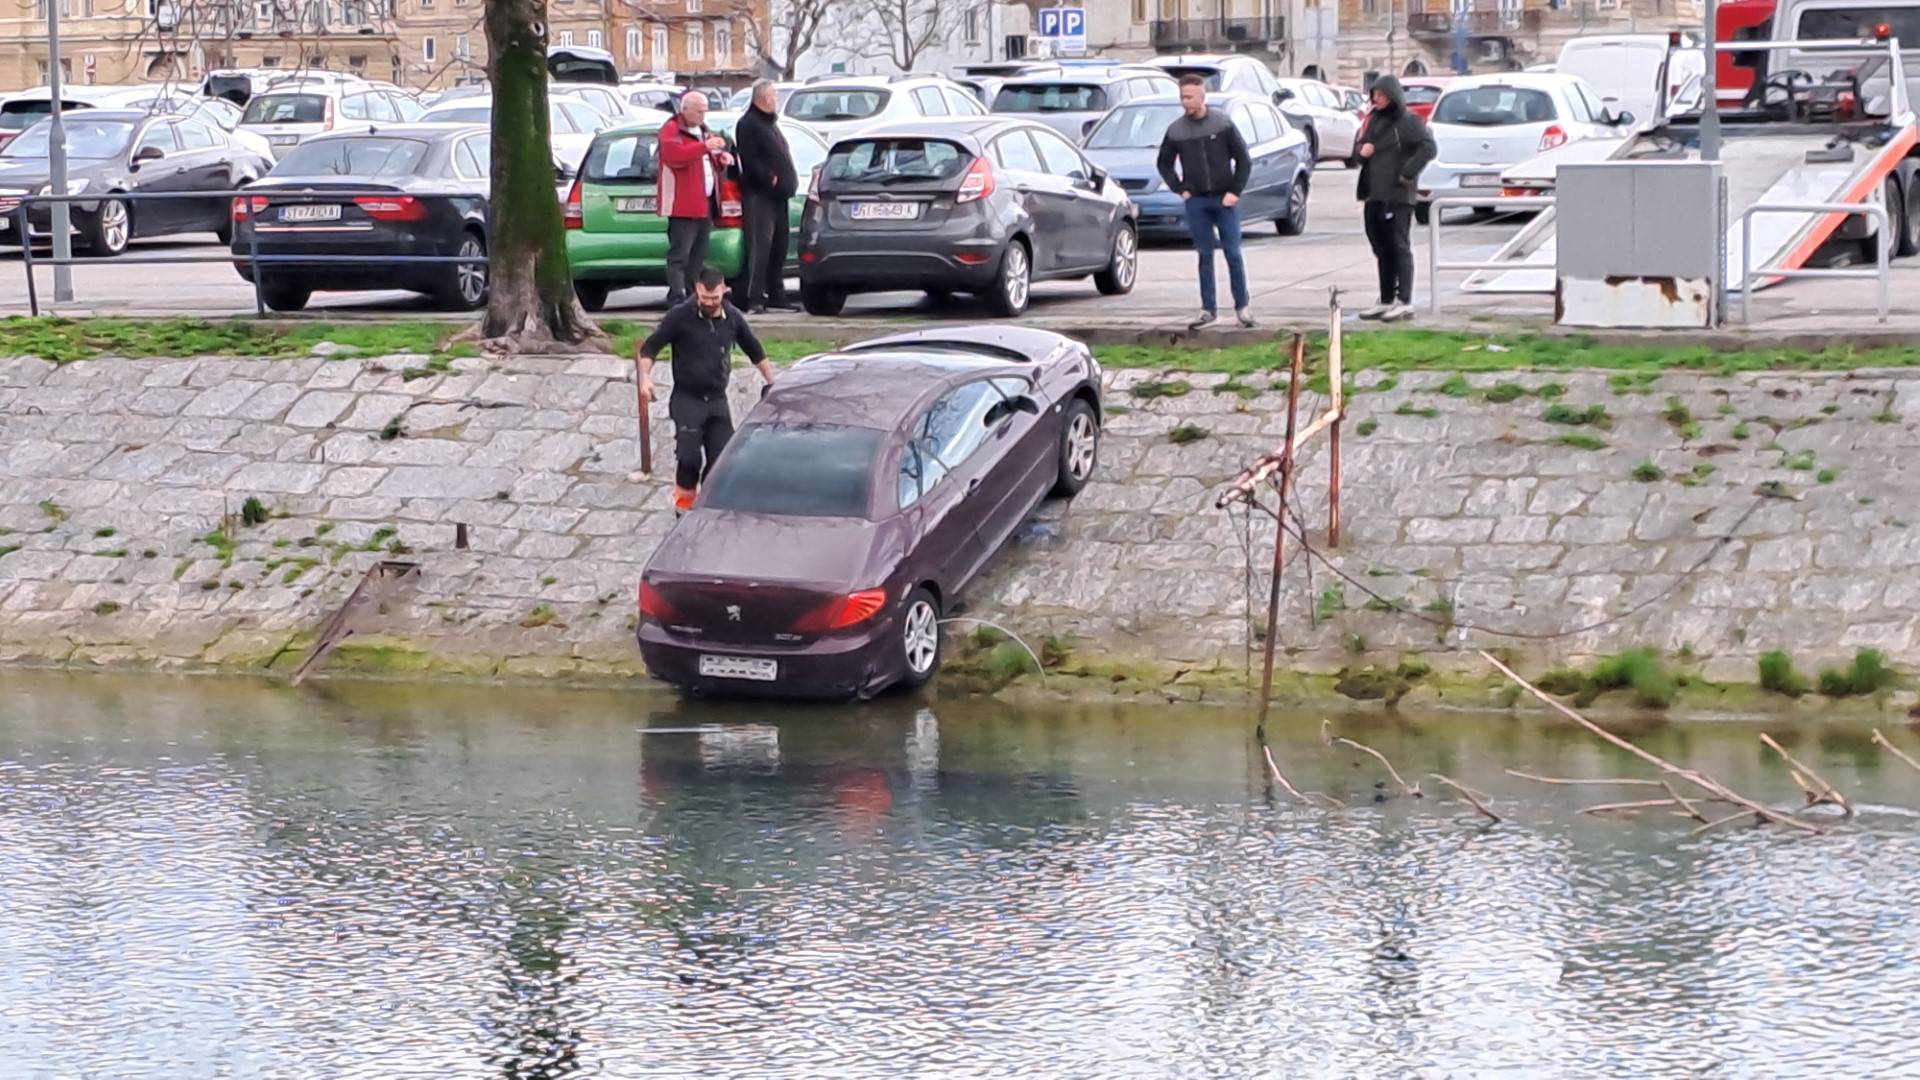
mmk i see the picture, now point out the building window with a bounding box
[348,52,367,69]
[588,29,602,46]
[966,5,981,39]
[423,36,436,61]
[261,54,280,67]
[1130,0,1146,23]
[686,21,703,60]
[686,0,701,11]
[626,25,641,61]
[651,25,669,68]
[455,34,470,58]
[714,20,730,65]
[558,29,574,45]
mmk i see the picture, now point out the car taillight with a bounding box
[353,195,427,221]
[1537,125,1568,152]
[563,178,583,228]
[792,588,889,634]
[638,580,681,623]
[807,163,822,202]
[323,96,334,129]
[717,177,744,226]
[956,156,994,204]
[230,194,267,220]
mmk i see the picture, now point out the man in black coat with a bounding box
[1354,75,1437,322]
[734,79,798,313]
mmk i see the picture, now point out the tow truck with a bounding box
[1459,2,1920,298]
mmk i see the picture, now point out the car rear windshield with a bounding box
[700,424,882,517]
[242,94,327,124]
[0,100,67,131]
[1432,87,1557,125]
[421,106,490,123]
[1403,84,1444,105]
[272,137,429,176]
[786,88,889,122]
[993,83,1109,111]
[1796,7,1920,39]
[825,138,971,184]
[3,117,131,158]
[584,131,660,182]
[1160,66,1224,90]
[1085,102,1183,149]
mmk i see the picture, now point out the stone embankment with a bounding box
[2,347,1917,694]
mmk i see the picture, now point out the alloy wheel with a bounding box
[1291,183,1307,228]
[1113,228,1136,290]
[1066,412,1097,480]
[1004,244,1030,311]
[903,601,938,675]
[456,237,486,306]
[99,200,129,253]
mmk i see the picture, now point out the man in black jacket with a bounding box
[734,79,798,313]
[1354,75,1437,322]
[1157,74,1255,330]
[639,266,777,512]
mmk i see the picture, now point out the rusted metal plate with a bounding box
[1556,276,1713,328]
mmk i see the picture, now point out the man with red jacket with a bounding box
[657,92,733,305]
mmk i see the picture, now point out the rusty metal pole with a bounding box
[634,353,653,477]
[1256,333,1308,739]
[1327,289,1345,547]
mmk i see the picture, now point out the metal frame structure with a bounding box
[1423,195,1558,315]
[1739,199,1891,322]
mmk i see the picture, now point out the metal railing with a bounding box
[1422,194,1557,314]
[1738,200,1890,323]
[8,187,486,318]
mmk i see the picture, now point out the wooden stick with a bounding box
[1661,779,1711,824]
[1323,720,1421,797]
[1874,728,1920,774]
[1581,799,1677,815]
[1428,774,1500,822]
[1479,650,1819,834]
[1506,769,1665,788]
[1262,744,1345,810]
[1759,733,1853,817]
[1689,809,1760,838]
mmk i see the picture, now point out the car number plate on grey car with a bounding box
[1460,172,1502,188]
[616,196,657,212]
[281,204,342,222]
[849,201,921,221]
[699,655,778,681]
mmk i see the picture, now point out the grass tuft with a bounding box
[1542,403,1610,427]
[1757,650,1810,698]
[1434,374,1473,397]
[1556,434,1608,451]
[240,496,269,527]
[1131,379,1192,401]
[1586,647,1678,709]
[1481,382,1527,404]
[1316,586,1347,622]
[1817,649,1897,697]
[1167,422,1210,445]
[1394,403,1439,419]
[1356,418,1379,437]
[1630,460,1665,482]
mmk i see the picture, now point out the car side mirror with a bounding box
[133,145,166,167]
[1613,110,1637,126]
[1275,88,1295,103]
[1082,117,1098,138]
[1085,165,1106,189]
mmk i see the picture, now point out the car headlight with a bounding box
[38,179,90,195]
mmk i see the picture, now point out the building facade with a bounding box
[1334,0,1704,83]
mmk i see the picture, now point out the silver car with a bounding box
[988,68,1179,143]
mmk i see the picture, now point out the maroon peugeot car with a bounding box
[636,326,1103,698]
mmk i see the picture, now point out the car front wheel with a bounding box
[437,232,487,310]
[1094,224,1136,295]
[898,586,943,689]
[80,197,131,257]
[988,239,1031,317]
[1052,398,1100,497]
[801,282,846,316]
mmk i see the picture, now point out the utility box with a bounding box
[1556,161,1724,329]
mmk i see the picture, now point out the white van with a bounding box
[1556,34,1706,125]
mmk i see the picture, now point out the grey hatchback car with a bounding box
[796,116,1138,318]
[989,67,1179,141]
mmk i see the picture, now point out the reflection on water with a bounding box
[2,671,1917,1078]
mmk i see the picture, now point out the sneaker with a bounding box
[1357,303,1392,321]
[1188,311,1218,331]
[1381,302,1415,322]
[1235,307,1257,328]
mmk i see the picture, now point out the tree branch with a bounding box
[1428,774,1500,822]
[1874,728,1920,774]
[1261,744,1344,809]
[1505,769,1665,788]
[1759,732,1852,817]
[1322,720,1421,797]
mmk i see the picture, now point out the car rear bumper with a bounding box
[230,229,454,291]
[1129,194,1190,239]
[1419,161,1515,202]
[637,618,901,699]
[568,226,745,282]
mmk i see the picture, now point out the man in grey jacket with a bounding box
[1157,75,1255,330]
[1354,75,1437,321]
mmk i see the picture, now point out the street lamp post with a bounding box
[45,0,73,303]
[1701,0,1722,160]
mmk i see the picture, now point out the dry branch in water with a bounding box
[1874,729,1920,774]
[1661,779,1712,824]
[1428,774,1501,822]
[1581,799,1682,815]
[1479,650,1819,835]
[1323,720,1422,797]
[1759,733,1853,817]
[1690,810,1761,837]
[1262,744,1346,810]
[1506,769,1665,788]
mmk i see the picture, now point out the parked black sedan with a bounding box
[636,326,1103,699]
[230,124,490,311]
[796,116,1138,318]
[0,110,271,255]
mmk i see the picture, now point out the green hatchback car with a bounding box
[564,111,829,311]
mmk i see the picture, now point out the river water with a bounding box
[2,671,1917,1078]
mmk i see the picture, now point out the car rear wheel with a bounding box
[1051,398,1100,497]
[1888,174,1919,259]
[898,586,943,689]
[436,232,487,311]
[260,278,311,312]
[1094,225,1137,295]
[1279,175,1310,236]
[801,282,846,316]
[575,280,610,311]
[80,197,130,257]
[987,239,1031,317]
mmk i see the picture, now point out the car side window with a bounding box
[392,93,424,121]
[454,136,487,179]
[364,93,398,122]
[340,93,369,120]
[781,123,827,178]
[134,122,177,156]
[1230,105,1258,144]
[1578,83,1610,122]
[1030,128,1088,181]
[912,87,950,117]
[1268,104,1292,135]
[549,105,578,134]
[1251,105,1280,144]
[1564,85,1595,124]
[906,381,1003,505]
[991,131,1043,173]
[176,118,217,149]
[564,101,602,131]
[944,87,982,115]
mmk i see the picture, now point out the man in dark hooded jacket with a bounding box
[1354,75,1437,321]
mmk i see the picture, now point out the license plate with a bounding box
[850,201,922,221]
[270,135,298,146]
[699,654,778,681]
[1460,172,1501,188]
[616,196,656,212]
[281,204,341,222]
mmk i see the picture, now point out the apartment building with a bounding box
[1335,0,1703,81]
[1063,0,1337,80]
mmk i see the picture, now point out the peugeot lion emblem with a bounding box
[726,604,742,622]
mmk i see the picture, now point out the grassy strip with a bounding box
[14,317,1920,376]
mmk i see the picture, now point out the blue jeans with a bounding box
[1183,194,1250,314]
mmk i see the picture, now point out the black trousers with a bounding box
[1363,200,1415,304]
[744,189,790,307]
[666,217,712,299]
[668,389,734,490]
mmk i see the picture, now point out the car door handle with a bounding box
[966,476,984,497]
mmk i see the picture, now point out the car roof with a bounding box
[595,115,673,136]
[1150,54,1255,67]
[999,67,1171,87]
[302,122,483,143]
[845,115,1037,143]
[1441,72,1582,93]
[761,351,1026,429]
[61,109,158,122]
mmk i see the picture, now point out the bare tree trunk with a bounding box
[481,0,608,353]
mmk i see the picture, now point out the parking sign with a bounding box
[1036,7,1087,55]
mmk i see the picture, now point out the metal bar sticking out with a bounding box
[288,559,421,685]
[19,203,38,317]
[1327,289,1345,547]
[1256,334,1307,739]
[635,354,654,476]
